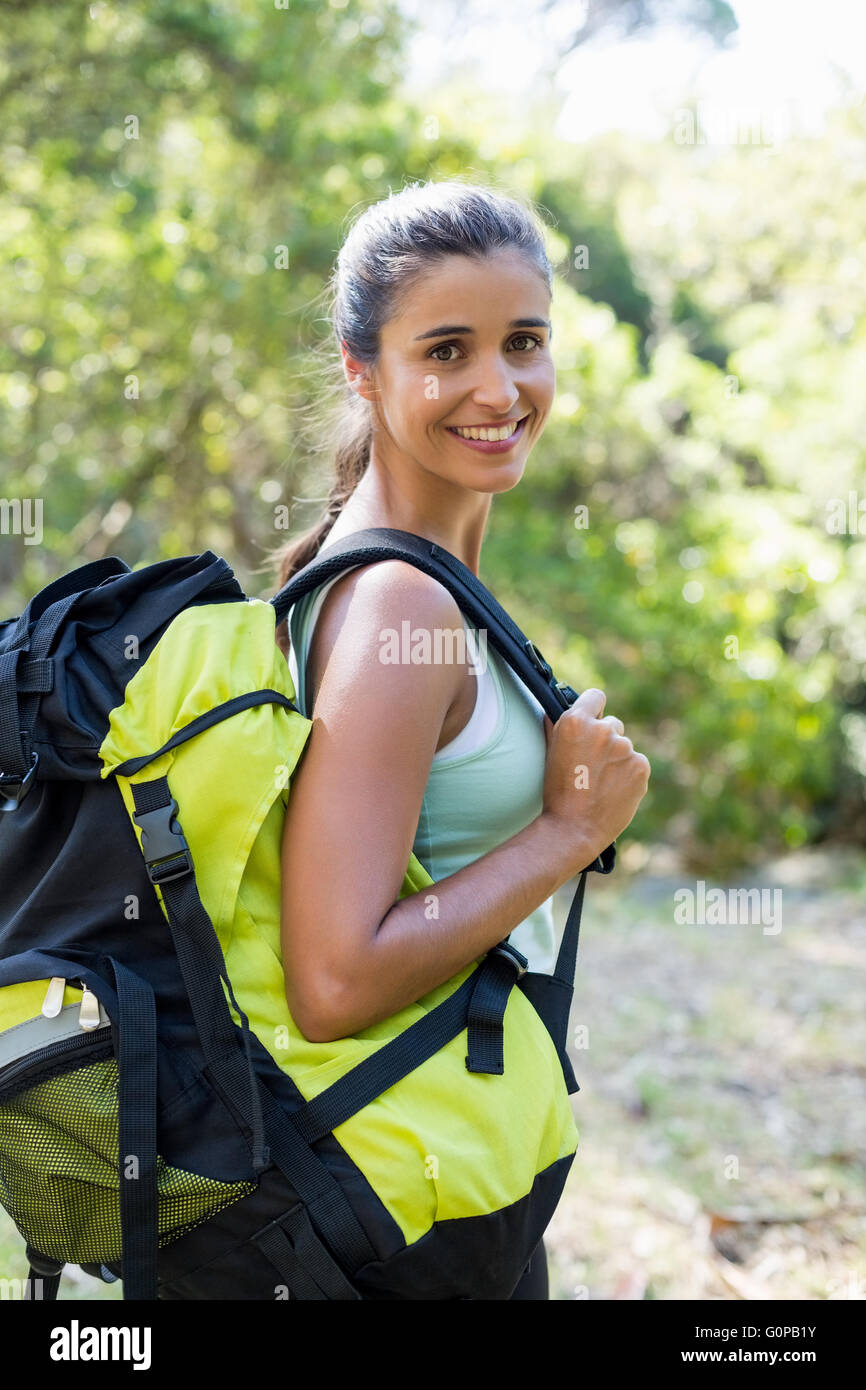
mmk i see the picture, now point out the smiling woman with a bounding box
[342,238,556,493]
[270,178,650,1300]
[274,178,563,988]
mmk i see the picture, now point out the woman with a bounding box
[273,178,650,1299]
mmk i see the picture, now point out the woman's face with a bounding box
[352,248,556,496]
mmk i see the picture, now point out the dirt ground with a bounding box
[545,844,866,1301]
[1,845,863,1301]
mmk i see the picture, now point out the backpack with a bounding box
[0,526,615,1301]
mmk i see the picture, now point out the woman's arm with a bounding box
[280,559,611,1042]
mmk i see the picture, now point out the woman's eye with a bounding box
[429,342,461,362]
[428,335,544,362]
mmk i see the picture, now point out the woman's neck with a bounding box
[323,467,490,577]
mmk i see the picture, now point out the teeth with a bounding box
[451,418,521,441]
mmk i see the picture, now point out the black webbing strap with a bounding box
[0,647,27,779]
[251,1204,362,1300]
[24,1247,63,1301]
[552,867,588,988]
[102,956,159,1301]
[463,866,590,1077]
[464,944,529,1074]
[290,963,488,1146]
[270,527,617,879]
[21,961,158,1303]
[252,1084,378,1272]
[15,657,54,693]
[128,775,379,1277]
[24,1268,63,1300]
[129,777,268,1173]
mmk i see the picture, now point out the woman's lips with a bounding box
[445,413,530,454]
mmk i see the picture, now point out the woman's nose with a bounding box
[468,357,521,410]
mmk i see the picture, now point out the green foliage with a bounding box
[1,1,862,870]
[537,177,655,358]
[483,109,866,870]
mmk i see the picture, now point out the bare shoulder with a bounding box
[319,557,463,628]
[306,559,465,714]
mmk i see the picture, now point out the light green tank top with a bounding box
[285,560,559,974]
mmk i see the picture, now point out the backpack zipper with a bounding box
[78,985,102,1030]
[0,1026,114,1098]
[41,977,66,1018]
[41,976,103,1031]
[1,980,113,1097]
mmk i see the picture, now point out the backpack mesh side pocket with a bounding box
[0,1047,257,1266]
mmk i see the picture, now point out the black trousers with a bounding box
[507,1238,549,1299]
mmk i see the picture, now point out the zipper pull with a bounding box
[78,986,102,1031]
[42,977,67,1018]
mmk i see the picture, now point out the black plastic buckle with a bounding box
[132,798,194,883]
[0,752,39,812]
[490,941,529,978]
[524,639,553,680]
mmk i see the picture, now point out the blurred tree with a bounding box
[1,0,465,588]
[1,0,862,867]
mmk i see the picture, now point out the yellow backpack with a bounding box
[0,529,614,1299]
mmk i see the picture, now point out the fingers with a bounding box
[634,751,651,782]
[550,691,623,735]
[572,690,624,736]
[548,691,632,750]
[574,687,606,718]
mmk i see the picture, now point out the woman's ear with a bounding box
[341,341,378,405]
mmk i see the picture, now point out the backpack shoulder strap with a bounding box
[274,527,572,719]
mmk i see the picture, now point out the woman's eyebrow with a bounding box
[413,317,551,341]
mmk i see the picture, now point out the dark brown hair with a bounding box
[271,176,553,655]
